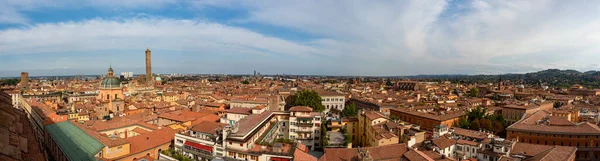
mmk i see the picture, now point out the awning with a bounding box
[184,141,213,152]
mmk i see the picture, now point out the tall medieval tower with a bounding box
[145,48,152,83]
[20,72,29,87]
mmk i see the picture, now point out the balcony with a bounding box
[297,136,313,140]
[176,144,214,160]
[296,128,313,133]
[297,122,314,127]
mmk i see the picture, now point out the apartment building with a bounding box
[357,110,400,147]
[174,121,229,160]
[288,106,322,150]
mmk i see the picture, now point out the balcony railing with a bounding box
[297,136,313,140]
[177,145,214,159]
[297,122,314,127]
[296,128,313,133]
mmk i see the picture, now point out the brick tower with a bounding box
[145,48,152,83]
[20,72,29,87]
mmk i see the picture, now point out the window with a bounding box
[240,143,244,147]
[228,152,235,156]
[291,129,296,132]
[229,142,232,145]
[251,156,258,160]
[177,139,183,143]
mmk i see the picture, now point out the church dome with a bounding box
[100,77,121,89]
[155,76,162,81]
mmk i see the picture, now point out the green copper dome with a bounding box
[100,77,121,89]
[155,76,162,81]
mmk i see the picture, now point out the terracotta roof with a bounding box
[451,127,488,140]
[507,110,600,135]
[289,106,313,112]
[457,139,478,146]
[190,121,228,135]
[510,143,576,161]
[390,108,465,121]
[123,128,175,158]
[402,150,435,161]
[433,137,455,149]
[294,143,317,161]
[158,110,212,122]
[364,110,386,120]
[319,143,407,161]
[227,108,252,115]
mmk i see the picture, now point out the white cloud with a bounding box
[202,0,600,74]
[0,18,322,56]
[2,0,600,75]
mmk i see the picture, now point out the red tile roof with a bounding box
[290,106,313,112]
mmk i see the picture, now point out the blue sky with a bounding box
[1,0,599,77]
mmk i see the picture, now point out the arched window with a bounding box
[106,94,109,100]
[115,94,118,99]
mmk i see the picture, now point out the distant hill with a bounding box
[403,69,600,89]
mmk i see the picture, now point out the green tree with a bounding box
[492,120,505,134]
[343,103,358,117]
[344,133,352,146]
[386,80,393,86]
[467,106,487,121]
[470,119,481,130]
[241,80,250,84]
[480,119,493,131]
[293,90,326,112]
[469,87,479,97]
[456,117,470,129]
[390,115,400,121]
[0,79,19,86]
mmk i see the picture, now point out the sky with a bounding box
[0,0,599,77]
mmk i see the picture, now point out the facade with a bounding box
[502,101,553,124]
[318,91,345,114]
[394,81,418,91]
[357,110,400,147]
[289,106,322,150]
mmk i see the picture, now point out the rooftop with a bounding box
[45,121,104,161]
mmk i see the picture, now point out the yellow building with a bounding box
[341,117,359,146]
[357,110,400,147]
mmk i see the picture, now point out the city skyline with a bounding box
[1,1,600,77]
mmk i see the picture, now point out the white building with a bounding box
[174,121,228,160]
[120,72,133,78]
[318,91,345,114]
[288,106,322,150]
[6,91,20,109]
